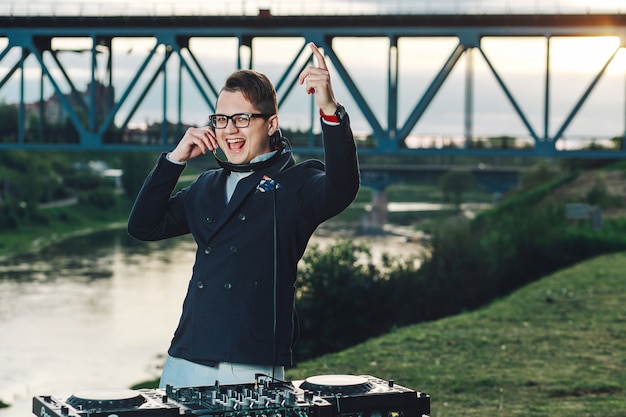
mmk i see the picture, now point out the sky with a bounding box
[0,0,625,143]
[0,0,624,16]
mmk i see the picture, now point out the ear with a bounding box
[267,114,279,136]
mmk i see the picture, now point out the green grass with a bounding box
[0,197,134,258]
[286,251,626,417]
[352,182,493,205]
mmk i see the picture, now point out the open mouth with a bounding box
[226,138,245,152]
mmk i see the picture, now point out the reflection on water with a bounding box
[0,225,425,417]
[0,230,197,417]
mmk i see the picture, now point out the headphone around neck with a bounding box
[212,129,289,173]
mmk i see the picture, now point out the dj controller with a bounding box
[32,374,430,417]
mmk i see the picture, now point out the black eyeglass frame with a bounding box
[208,113,274,129]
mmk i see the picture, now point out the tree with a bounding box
[439,169,475,208]
[121,152,158,197]
[0,102,18,142]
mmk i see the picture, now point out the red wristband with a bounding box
[319,108,339,123]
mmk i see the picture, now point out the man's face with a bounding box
[214,90,277,165]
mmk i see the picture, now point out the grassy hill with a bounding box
[285,250,626,417]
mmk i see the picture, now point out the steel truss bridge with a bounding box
[1,13,626,158]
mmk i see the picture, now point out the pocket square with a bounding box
[256,175,281,193]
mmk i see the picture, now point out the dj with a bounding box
[127,42,360,387]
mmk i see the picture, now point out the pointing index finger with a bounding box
[309,42,327,70]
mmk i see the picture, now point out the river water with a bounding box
[0,224,426,417]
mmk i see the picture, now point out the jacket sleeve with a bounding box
[127,153,190,241]
[301,115,360,223]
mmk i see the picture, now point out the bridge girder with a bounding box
[0,14,625,157]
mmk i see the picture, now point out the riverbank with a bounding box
[1,167,499,260]
[0,197,134,260]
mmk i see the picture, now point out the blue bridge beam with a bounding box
[0,14,624,158]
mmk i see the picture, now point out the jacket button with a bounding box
[206,217,213,223]
[196,281,204,289]
[224,282,232,289]
[204,247,212,255]
[230,246,237,253]
[238,213,246,221]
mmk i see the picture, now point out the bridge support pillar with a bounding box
[361,188,388,233]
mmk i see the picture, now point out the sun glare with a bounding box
[480,36,625,75]
[550,36,625,74]
[562,0,625,12]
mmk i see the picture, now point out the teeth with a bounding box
[227,138,244,143]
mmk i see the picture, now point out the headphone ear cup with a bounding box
[270,129,283,150]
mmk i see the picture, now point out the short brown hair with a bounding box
[220,70,278,115]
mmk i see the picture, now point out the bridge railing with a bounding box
[1,0,623,17]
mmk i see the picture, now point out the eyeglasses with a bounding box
[209,113,273,129]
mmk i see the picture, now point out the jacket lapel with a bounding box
[204,153,291,241]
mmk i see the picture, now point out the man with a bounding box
[127,43,360,387]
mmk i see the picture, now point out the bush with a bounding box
[294,240,422,362]
[79,187,117,210]
[0,197,49,230]
[121,153,159,197]
[293,167,626,363]
[438,169,475,208]
[414,170,626,325]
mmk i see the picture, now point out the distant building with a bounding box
[22,80,114,128]
[75,160,124,193]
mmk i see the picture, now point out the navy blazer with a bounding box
[128,118,360,366]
